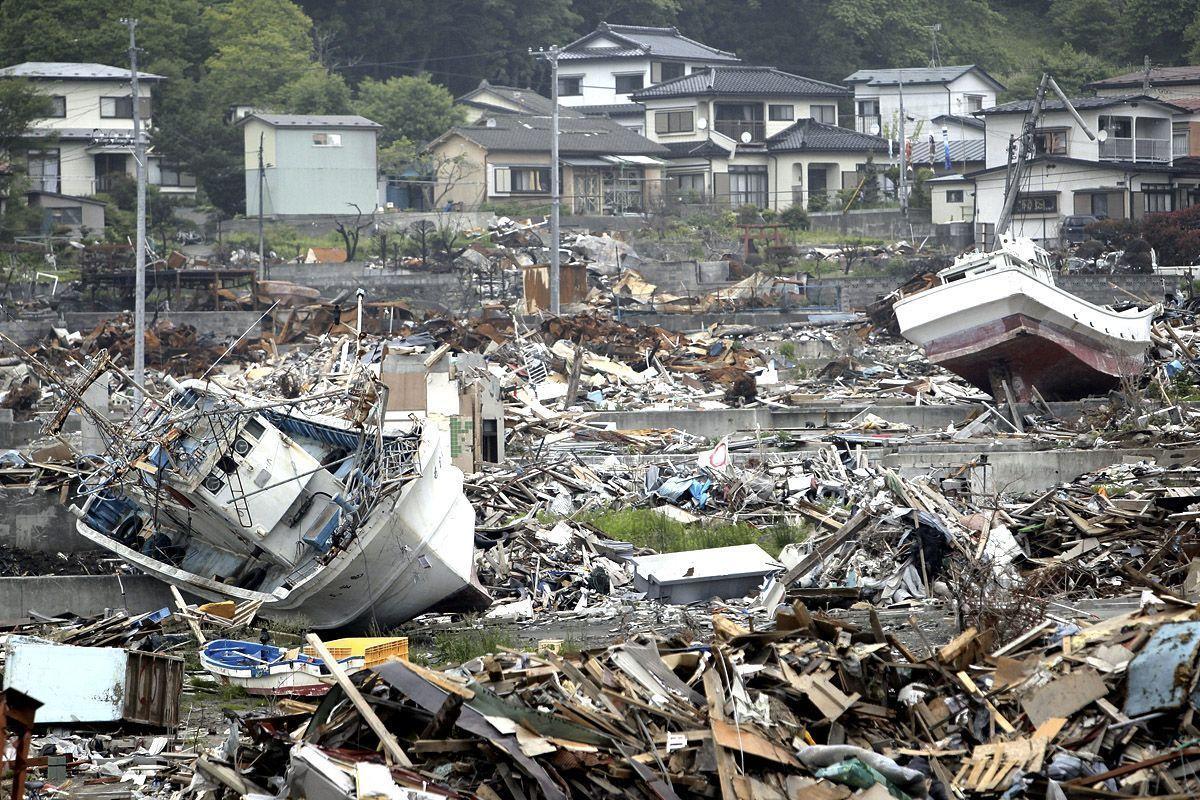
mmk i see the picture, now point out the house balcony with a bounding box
[857,115,882,135]
[1099,137,1171,163]
[714,119,765,142]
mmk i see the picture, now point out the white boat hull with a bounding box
[76,428,487,630]
[894,264,1155,400]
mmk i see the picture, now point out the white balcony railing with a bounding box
[1099,137,1170,163]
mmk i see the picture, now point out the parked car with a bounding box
[1060,214,1100,245]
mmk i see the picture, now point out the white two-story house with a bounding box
[845,65,1004,139]
[556,23,741,134]
[631,65,887,210]
[968,95,1200,244]
[0,62,196,207]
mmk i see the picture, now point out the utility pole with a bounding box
[533,45,562,314]
[257,132,266,280]
[995,74,1050,238]
[123,17,146,404]
[898,71,908,217]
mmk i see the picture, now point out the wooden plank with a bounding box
[710,719,799,767]
[703,668,738,800]
[170,585,205,645]
[306,633,413,768]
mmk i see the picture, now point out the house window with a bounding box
[1092,193,1109,217]
[100,95,151,119]
[653,61,685,83]
[1144,183,1172,213]
[946,189,964,203]
[964,95,983,113]
[668,172,706,198]
[312,133,342,147]
[768,104,794,121]
[494,166,550,194]
[614,73,644,94]
[1174,123,1190,158]
[1014,192,1058,215]
[48,95,66,118]
[557,76,582,96]
[26,148,60,193]
[158,163,197,188]
[811,104,836,124]
[48,206,83,226]
[654,109,694,135]
[857,98,881,133]
[1034,128,1068,155]
[728,165,768,207]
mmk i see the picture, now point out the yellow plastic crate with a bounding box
[303,637,408,668]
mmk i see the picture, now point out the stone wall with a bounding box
[266,263,464,307]
[807,208,973,250]
[0,575,179,622]
[806,272,1181,311]
[64,311,267,339]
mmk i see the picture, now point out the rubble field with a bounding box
[7,222,1200,799]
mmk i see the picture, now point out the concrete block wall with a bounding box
[807,272,1180,311]
[0,491,92,553]
[0,575,178,621]
[266,263,463,306]
[632,260,731,293]
[64,311,266,339]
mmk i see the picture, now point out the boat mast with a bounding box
[994,74,1098,240]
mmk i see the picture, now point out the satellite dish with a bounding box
[485,118,496,128]
[697,118,708,130]
[1096,128,1108,142]
[740,131,752,143]
[869,123,881,136]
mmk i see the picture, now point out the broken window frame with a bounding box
[1033,127,1069,156]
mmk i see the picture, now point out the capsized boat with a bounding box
[66,366,488,630]
[893,234,1157,401]
[200,638,352,697]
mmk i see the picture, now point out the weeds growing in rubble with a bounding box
[580,508,806,557]
[432,627,517,665]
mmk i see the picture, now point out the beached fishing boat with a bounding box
[67,372,488,630]
[893,234,1156,400]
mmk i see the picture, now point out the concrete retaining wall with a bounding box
[806,272,1181,311]
[631,260,731,293]
[64,311,266,339]
[0,575,179,622]
[0,491,91,553]
[265,263,462,306]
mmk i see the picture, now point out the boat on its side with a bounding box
[893,235,1156,400]
[71,379,488,630]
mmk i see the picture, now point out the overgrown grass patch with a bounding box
[580,507,806,557]
[432,628,516,665]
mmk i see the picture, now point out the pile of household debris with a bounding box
[17,598,1187,800]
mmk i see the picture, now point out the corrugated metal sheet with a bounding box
[1125,621,1200,716]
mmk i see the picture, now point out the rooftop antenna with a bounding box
[927,24,942,69]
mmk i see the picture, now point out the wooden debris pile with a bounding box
[183,599,1200,799]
